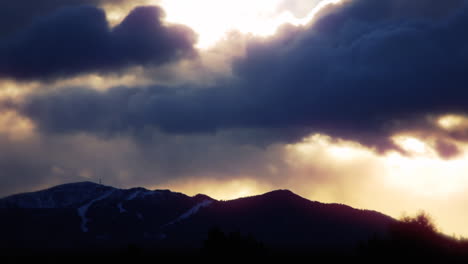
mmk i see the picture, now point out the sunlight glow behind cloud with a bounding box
[393,136,433,156]
[160,0,344,48]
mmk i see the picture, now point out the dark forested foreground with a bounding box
[3,214,468,263]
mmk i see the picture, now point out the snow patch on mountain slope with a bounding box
[77,190,114,232]
[140,190,157,198]
[126,190,142,201]
[164,200,213,227]
[117,190,142,213]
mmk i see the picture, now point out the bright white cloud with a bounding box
[159,0,344,48]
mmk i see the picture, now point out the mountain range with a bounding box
[0,182,396,254]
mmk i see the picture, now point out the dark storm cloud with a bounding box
[18,0,468,152]
[0,0,125,39]
[0,5,196,80]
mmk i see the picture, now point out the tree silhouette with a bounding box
[391,211,439,244]
[400,211,437,233]
[358,211,468,262]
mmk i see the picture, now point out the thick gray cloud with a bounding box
[0,0,128,39]
[16,0,468,154]
[0,5,196,81]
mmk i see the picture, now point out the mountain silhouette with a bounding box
[0,182,395,254]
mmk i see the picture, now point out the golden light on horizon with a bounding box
[161,178,271,200]
[384,152,468,197]
[386,134,468,196]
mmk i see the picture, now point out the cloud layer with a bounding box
[17,0,468,154]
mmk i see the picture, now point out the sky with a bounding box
[1,0,468,237]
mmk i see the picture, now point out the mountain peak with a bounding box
[52,181,108,189]
[192,193,215,201]
[259,189,301,199]
[264,189,295,195]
